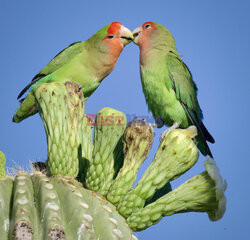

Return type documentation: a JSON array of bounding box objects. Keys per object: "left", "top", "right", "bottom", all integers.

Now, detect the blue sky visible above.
[{"left": 1, "top": 0, "right": 249, "bottom": 239}]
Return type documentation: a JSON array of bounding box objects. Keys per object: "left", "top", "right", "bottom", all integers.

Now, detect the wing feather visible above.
[
  {"left": 166, "top": 51, "right": 214, "bottom": 157},
  {"left": 17, "top": 41, "right": 83, "bottom": 99}
]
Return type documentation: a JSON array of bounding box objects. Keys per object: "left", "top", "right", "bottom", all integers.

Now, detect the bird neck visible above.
[
  {"left": 87, "top": 40, "right": 123, "bottom": 80},
  {"left": 140, "top": 46, "right": 165, "bottom": 66}
]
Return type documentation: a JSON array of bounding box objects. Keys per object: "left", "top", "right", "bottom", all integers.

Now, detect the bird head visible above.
[
  {"left": 101, "top": 22, "right": 133, "bottom": 48},
  {"left": 132, "top": 22, "right": 176, "bottom": 52},
  {"left": 88, "top": 22, "right": 133, "bottom": 58}
]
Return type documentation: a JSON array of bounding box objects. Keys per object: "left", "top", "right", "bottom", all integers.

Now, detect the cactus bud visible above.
[
  {"left": 34, "top": 82, "right": 85, "bottom": 177},
  {"left": 118, "top": 127, "right": 199, "bottom": 217},
  {"left": 85, "top": 108, "right": 127, "bottom": 195},
  {"left": 107, "top": 118, "right": 153, "bottom": 205},
  {"left": 127, "top": 158, "right": 227, "bottom": 231}
]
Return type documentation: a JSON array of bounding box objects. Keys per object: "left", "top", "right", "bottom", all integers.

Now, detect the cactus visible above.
[
  {"left": 0, "top": 151, "right": 6, "bottom": 177},
  {"left": 107, "top": 118, "right": 153, "bottom": 205},
  {"left": 34, "top": 82, "right": 85, "bottom": 177},
  {"left": 0, "top": 173, "right": 134, "bottom": 239},
  {"left": 85, "top": 107, "right": 127, "bottom": 195},
  {"left": 117, "top": 126, "right": 199, "bottom": 217},
  {"left": 0, "top": 82, "right": 226, "bottom": 239},
  {"left": 126, "top": 157, "right": 227, "bottom": 231}
]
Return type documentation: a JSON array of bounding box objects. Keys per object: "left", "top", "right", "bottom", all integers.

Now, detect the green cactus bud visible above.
[
  {"left": 118, "top": 127, "right": 199, "bottom": 217},
  {"left": 127, "top": 158, "right": 227, "bottom": 231},
  {"left": 0, "top": 151, "right": 6, "bottom": 177},
  {"left": 78, "top": 115, "right": 94, "bottom": 183},
  {"left": 34, "top": 82, "right": 85, "bottom": 177},
  {"left": 85, "top": 107, "right": 127, "bottom": 195},
  {"left": 0, "top": 173, "right": 135, "bottom": 239},
  {"left": 107, "top": 118, "right": 153, "bottom": 205}
]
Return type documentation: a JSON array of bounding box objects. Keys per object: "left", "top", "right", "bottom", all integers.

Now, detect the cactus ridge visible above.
[
  {"left": 1, "top": 82, "right": 226, "bottom": 238},
  {"left": 0, "top": 173, "right": 134, "bottom": 239}
]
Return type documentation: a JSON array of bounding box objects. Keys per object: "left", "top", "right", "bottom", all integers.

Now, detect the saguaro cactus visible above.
[{"left": 0, "top": 82, "right": 226, "bottom": 239}]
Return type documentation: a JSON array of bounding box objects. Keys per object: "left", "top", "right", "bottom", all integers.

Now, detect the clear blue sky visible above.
[{"left": 1, "top": 0, "right": 249, "bottom": 239}]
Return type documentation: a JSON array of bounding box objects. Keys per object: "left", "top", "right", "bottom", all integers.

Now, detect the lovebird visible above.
[
  {"left": 133, "top": 22, "right": 215, "bottom": 157},
  {"left": 13, "top": 22, "right": 133, "bottom": 123}
]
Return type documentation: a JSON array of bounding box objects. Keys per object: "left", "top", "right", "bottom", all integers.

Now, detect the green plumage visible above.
[
  {"left": 136, "top": 22, "right": 214, "bottom": 157},
  {"left": 13, "top": 23, "right": 125, "bottom": 123}
]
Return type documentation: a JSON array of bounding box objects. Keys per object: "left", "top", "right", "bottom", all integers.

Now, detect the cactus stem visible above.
[
  {"left": 126, "top": 158, "right": 226, "bottom": 231},
  {"left": 34, "top": 82, "right": 85, "bottom": 177}
]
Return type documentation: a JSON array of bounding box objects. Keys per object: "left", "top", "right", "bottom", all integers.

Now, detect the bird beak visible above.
[
  {"left": 120, "top": 26, "right": 133, "bottom": 46},
  {"left": 132, "top": 27, "right": 142, "bottom": 45}
]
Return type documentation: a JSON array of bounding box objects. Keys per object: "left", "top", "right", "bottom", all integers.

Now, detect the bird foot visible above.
[{"left": 160, "top": 122, "right": 179, "bottom": 142}]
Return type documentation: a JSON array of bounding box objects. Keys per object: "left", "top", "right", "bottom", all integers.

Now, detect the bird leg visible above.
[{"left": 160, "top": 122, "right": 179, "bottom": 141}]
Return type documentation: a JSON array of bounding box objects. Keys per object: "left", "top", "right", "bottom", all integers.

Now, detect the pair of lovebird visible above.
[{"left": 13, "top": 21, "right": 215, "bottom": 158}]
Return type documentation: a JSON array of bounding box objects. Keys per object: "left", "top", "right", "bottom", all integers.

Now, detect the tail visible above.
[
  {"left": 12, "top": 92, "right": 38, "bottom": 123},
  {"left": 181, "top": 103, "right": 215, "bottom": 158}
]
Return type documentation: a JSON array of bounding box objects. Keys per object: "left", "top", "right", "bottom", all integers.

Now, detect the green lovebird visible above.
[
  {"left": 133, "top": 22, "right": 215, "bottom": 157},
  {"left": 13, "top": 22, "right": 133, "bottom": 123}
]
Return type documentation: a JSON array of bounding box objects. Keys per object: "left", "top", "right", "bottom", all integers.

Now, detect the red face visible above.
[
  {"left": 132, "top": 22, "right": 156, "bottom": 47},
  {"left": 102, "top": 22, "right": 133, "bottom": 56}
]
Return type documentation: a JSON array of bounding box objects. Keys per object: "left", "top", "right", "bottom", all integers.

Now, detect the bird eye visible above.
[
  {"left": 107, "top": 35, "right": 114, "bottom": 39},
  {"left": 145, "top": 24, "right": 151, "bottom": 29}
]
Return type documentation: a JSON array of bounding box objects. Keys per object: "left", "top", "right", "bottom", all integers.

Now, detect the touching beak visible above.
[
  {"left": 120, "top": 25, "right": 133, "bottom": 46},
  {"left": 132, "top": 26, "right": 142, "bottom": 45}
]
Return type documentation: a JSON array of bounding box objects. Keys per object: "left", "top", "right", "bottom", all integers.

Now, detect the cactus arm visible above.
[
  {"left": 31, "top": 172, "right": 65, "bottom": 239},
  {"left": 118, "top": 127, "right": 199, "bottom": 217},
  {"left": 85, "top": 108, "right": 127, "bottom": 195},
  {"left": 127, "top": 158, "right": 227, "bottom": 231},
  {"left": 0, "top": 177, "right": 13, "bottom": 239},
  {"left": 34, "top": 82, "right": 85, "bottom": 177},
  {"left": 107, "top": 119, "right": 153, "bottom": 205},
  {"left": 9, "top": 173, "right": 38, "bottom": 240}
]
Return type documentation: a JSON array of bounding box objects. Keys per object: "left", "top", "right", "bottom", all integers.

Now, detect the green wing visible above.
[
  {"left": 166, "top": 51, "right": 201, "bottom": 118},
  {"left": 17, "top": 41, "right": 84, "bottom": 99},
  {"left": 166, "top": 51, "right": 214, "bottom": 157}
]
